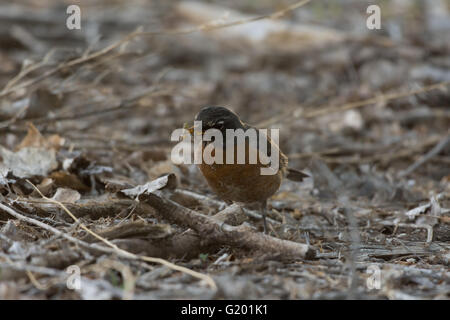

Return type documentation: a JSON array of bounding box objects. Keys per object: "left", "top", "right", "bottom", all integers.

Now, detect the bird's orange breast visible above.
[{"left": 196, "top": 140, "right": 284, "bottom": 204}]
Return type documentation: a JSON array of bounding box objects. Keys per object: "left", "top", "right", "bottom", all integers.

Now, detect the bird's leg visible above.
[
  {"left": 260, "top": 200, "right": 268, "bottom": 234},
  {"left": 218, "top": 200, "right": 234, "bottom": 231}
]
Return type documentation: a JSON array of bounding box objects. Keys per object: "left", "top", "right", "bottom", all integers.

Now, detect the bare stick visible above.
[
  {"left": 257, "top": 81, "right": 450, "bottom": 128},
  {"left": 175, "top": 189, "right": 282, "bottom": 226},
  {"left": 141, "top": 192, "right": 315, "bottom": 259},
  {"left": 16, "top": 198, "right": 146, "bottom": 219},
  {"left": 304, "top": 82, "right": 450, "bottom": 119},
  {"left": 0, "top": 202, "right": 117, "bottom": 253},
  {"left": 0, "top": 0, "right": 311, "bottom": 98},
  {"left": 20, "top": 181, "right": 217, "bottom": 290},
  {"left": 399, "top": 132, "right": 450, "bottom": 177}
]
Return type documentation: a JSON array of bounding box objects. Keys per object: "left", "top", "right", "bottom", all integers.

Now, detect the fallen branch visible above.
[
  {"left": 3, "top": 183, "right": 217, "bottom": 290},
  {"left": 174, "top": 189, "right": 283, "bottom": 226},
  {"left": 112, "top": 232, "right": 220, "bottom": 260},
  {"left": 112, "top": 205, "right": 251, "bottom": 259},
  {"left": 82, "top": 220, "right": 172, "bottom": 243},
  {"left": 140, "top": 192, "right": 315, "bottom": 259}
]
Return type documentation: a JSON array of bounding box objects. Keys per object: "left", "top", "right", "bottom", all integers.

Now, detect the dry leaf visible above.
[
  {"left": 50, "top": 171, "right": 90, "bottom": 192},
  {"left": 121, "top": 173, "right": 177, "bottom": 198},
  {"left": 0, "top": 146, "right": 57, "bottom": 178},
  {"left": 15, "top": 123, "right": 64, "bottom": 151},
  {"left": 33, "top": 178, "right": 54, "bottom": 197},
  {"left": 51, "top": 188, "right": 81, "bottom": 203}
]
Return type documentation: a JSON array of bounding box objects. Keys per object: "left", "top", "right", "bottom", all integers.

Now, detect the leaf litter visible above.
[{"left": 0, "top": 0, "right": 449, "bottom": 300}]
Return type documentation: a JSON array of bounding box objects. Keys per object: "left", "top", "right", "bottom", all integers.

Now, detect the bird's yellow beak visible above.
[{"left": 183, "top": 122, "right": 202, "bottom": 136}]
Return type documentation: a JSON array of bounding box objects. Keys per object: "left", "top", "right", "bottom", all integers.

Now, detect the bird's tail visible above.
[{"left": 286, "top": 168, "right": 309, "bottom": 182}]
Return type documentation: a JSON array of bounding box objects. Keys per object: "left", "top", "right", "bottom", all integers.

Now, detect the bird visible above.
[{"left": 187, "top": 106, "right": 308, "bottom": 233}]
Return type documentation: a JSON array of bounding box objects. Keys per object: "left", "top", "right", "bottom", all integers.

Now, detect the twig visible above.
[
  {"left": 98, "top": 259, "right": 135, "bottom": 300},
  {"left": 258, "top": 81, "right": 450, "bottom": 128},
  {"left": 0, "top": 0, "right": 311, "bottom": 98},
  {"left": 289, "top": 134, "right": 443, "bottom": 166},
  {"left": 140, "top": 191, "right": 315, "bottom": 259},
  {"left": 16, "top": 198, "right": 147, "bottom": 220},
  {"left": 1, "top": 49, "right": 55, "bottom": 93},
  {"left": 175, "top": 189, "right": 283, "bottom": 226},
  {"left": 0, "top": 252, "right": 54, "bottom": 290},
  {"left": 32, "top": 88, "right": 172, "bottom": 124},
  {"left": 0, "top": 260, "right": 130, "bottom": 298},
  {"left": 0, "top": 202, "right": 114, "bottom": 252},
  {"left": 399, "top": 132, "right": 450, "bottom": 177},
  {"left": 303, "top": 81, "right": 450, "bottom": 119},
  {"left": 342, "top": 207, "right": 361, "bottom": 299},
  {"left": 0, "top": 87, "right": 172, "bottom": 130},
  {"left": 2, "top": 184, "right": 217, "bottom": 290}
]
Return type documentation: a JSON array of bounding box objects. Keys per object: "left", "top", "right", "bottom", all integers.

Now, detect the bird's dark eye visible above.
[{"left": 215, "top": 120, "right": 224, "bottom": 128}]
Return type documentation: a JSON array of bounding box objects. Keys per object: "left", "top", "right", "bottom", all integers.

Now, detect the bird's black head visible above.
[{"left": 194, "top": 106, "right": 244, "bottom": 133}]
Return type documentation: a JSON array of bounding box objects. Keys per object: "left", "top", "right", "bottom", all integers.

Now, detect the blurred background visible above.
[{"left": 1, "top": 0, "right": 449, "bottom": 176}]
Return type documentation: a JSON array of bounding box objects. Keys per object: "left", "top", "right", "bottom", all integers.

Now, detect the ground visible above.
[{"left": 0, "top": 0, "right": 449, "bottom": 299}]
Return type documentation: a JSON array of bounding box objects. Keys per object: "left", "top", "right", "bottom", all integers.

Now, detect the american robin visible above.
[{"left": 188, "top": 106, "right": 308, "bottom": 233}]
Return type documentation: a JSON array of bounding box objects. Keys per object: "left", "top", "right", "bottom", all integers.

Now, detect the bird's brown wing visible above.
[
  {"left": 243, "top": 123, "right": 288, "bottom": 171},
  {"left": 245, "top": 123, "right": 308, "bottom": 180}
]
